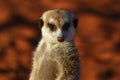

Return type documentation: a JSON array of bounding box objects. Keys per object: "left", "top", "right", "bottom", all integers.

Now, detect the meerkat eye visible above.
[
  {"left": 48, "top": 23, "right": 56, "bottom": 31},
  {"left": 62, "top": 22, "right": 70, "bottom": 31}
]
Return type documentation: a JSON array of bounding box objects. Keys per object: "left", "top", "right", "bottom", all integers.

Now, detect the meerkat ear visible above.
[
  {"left": 38, "top": 18, "right": 44, "bottom": 29},
  {"left": 73, "top": 18, "right": 78, "bottom": 29}
]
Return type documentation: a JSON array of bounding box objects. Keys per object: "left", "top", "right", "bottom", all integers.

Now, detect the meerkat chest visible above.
[{"left": 36, "top": 40, "right": 76, "bottom": 61}]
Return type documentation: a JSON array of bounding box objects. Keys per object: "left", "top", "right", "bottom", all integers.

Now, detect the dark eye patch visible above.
[
  {"left": 62, "top": 22, "right": 70, "bottom": 31},
  {"left": 48, "top": 23, "right": 56, "bottom": 31}
]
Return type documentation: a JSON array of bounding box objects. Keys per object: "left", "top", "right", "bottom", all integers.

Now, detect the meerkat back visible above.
[{"left": 29, "top": 9, "right": 80, "bottom": 80}]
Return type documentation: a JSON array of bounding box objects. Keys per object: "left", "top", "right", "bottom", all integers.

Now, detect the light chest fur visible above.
[{"left": 30, "top": 40, "right": 80, "bottom": 80}]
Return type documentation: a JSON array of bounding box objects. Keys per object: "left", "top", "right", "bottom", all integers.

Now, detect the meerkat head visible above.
[{"left": 39, "top": 9, "right": 78, "bottom": 43}]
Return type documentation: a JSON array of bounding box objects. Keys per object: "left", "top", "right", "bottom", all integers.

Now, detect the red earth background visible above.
[{"left": 0, "top": 0, "right": 120, "bottom": 80}]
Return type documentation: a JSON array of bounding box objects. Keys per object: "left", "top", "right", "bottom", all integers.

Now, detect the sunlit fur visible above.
[{"left": 29, "top": 9, "right": 80, "bottom": 80}]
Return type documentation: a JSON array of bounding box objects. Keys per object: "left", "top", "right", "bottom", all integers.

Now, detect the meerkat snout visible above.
[{"left": 57, "top": 37, "right": 64, "bottom": 42}]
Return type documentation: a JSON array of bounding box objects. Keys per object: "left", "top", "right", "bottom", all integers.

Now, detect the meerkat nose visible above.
[{"left": 57, "top": 37, "right": 64, "bottom": 42}]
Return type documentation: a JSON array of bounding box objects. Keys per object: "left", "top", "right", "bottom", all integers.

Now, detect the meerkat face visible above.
[{"left": 39, "top": 9, "right": 78, "bottom": 43}]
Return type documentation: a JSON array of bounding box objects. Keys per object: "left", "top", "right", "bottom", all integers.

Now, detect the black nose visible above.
[{"left": 57, "top": 37, "right": 64, "bottom": 42}]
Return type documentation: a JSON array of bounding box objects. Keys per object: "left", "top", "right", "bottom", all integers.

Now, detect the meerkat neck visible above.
[
  {"left": 36, "top": 37, "right": 75, "bottom": 53},
  {"left": 36, "top": 38, "right": 55, "bottom": 52}
]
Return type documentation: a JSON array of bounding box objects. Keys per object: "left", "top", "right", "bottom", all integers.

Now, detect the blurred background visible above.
[{"left": 0, "top": 0, "right": 120, "bottom": 80}]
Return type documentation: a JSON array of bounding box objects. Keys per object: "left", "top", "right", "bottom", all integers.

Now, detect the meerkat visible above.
[{"left": 29, "top": 9, "right": 80, "bottom": 80}]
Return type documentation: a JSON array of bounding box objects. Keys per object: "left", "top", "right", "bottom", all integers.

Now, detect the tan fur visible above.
[{"left": 29, "top": 9, "right": 80, "bottom": 80}]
